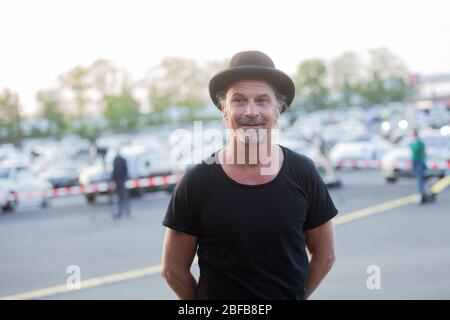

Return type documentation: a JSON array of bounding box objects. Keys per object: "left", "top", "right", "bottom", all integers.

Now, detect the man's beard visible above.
[
  {"left": 236, "top": 127, "right": 268, "bottom": 144},
  {"left": 235, "top": 119, "right": 268, "bottom": 144}
]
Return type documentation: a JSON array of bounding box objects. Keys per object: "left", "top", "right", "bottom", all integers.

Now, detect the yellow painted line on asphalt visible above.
[
  {"left": 0, "top": 257, "right": 198, "bottom": 301},
  {"left": 1, "top": 177, "right": 448, "bottom": 300},
  {"left": 430, "top": 176, "right": 450, "bottom": 194},
  {"left": 334, "top": 175, "right": 450, "bottom": 226},
  {"left": 333, "top": 193, "right": 419, "bottom": 226},
  {"left": 0, "top": 265, "right": 163, "bottom": 300}
]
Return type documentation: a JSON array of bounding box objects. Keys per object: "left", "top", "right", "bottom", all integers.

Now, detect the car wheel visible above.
[
  {"left": 86, "top": 194, "right": 96, "bottom": 204},
  {"left": 40, "top": 197, "right": 50, "bottom": 208},
  {"left": 333, "top": 180, "right": 343, "bottom": 188},
  {"left": 386, "top": 177, "right": 397, "bottom": 184},
  {"left": 130, "top": 187, "right": 143, "bottom": 198},
  {"left": 4, "top": 193, "right": 18, "bottom": 212},
  {"left": 1, "top": 203, "right": 10, "bottom": 214}
]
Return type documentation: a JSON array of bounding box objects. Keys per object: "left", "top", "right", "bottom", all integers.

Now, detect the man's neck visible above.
[
  {"left": 217, "top": 142, "right": 283, "bottom": 183},
  {"left": 220, "top": 140, "right": 280, "bottom": 171}
]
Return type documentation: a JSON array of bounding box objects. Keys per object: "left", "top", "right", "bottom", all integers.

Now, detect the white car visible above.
[
  {"left": 0, "top": 185, "right": 9, "bottom": 210},
  {"left": 381, "top": 131, "right": 449, "bottom": 183},
  {"left": 37, "top": 160, "right": 84, "bottom": 188},
  {"left": 0, "top": 144, "right": 18, "bottom": 161},
  {"left": 0, "top": 164, "right": 53, "bottom": 212},
  {"left": 329, "top": 134, "right": 394, "bottom": 168},
  {"left": 79, "top": 144, "right": 177, "bottom": 203}
]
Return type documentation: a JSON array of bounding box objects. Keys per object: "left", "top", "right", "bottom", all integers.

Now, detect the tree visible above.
[
  {"left": 86, "top": 59, "right": 141, "bottom": 131},
  {"left": 357, "top": 48, "right": 409, "bottom": 106},
  {"left": 88, "top": 59, "right": 124, "bottom": 98},
  {"left": 330, "top": 51, "right": 363, "bottom": 107},
  {"left": 146, "top": 57, "right": 209, "bottom": 114},
  {"left": 103, "top": 92, "right": 140, "bottom": 131},
  {"left": 294, "top": 59, "right": 331, "bottom": 111},
  {"left": 36, "top": 88, "right": 67, "bottom": 136},
  {"left": 367, "top": 47, "right": 408, "bottom": 80},
  {"left": 58, "top": 66, "right": 89, "bottom": 117},
  {"left": 0, "top": 88, "right": 22, "bottom": 144},
  {"left": 204, "top": 59, "right": 230, "bottom": 79}
]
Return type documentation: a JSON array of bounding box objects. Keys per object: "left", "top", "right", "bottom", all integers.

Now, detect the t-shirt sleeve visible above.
[
  {"left": 162, "top": 168, "right": 202, "bottom": 237},
  {"left": 302, "top": 159, "right": 338, "bottom": 230}
]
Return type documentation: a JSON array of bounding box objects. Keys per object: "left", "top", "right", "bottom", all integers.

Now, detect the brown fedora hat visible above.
[{"left": 209, "top": 51, "right": 295, "bottom": 113}]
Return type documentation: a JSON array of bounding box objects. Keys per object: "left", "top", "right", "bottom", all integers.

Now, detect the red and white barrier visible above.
[
  {"left": 336, "top": 159, "right": 382, "bottom": 169},
  {"left": 0, "top": 174, "right": 183, "bottom": 203},
  {"left": 336, "top": 159, "right": 450, "bottom": 170}
]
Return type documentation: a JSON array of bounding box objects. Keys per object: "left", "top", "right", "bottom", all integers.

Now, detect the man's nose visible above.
[{"left": 244, "top": 100, "right": 258, "bottom": 117}]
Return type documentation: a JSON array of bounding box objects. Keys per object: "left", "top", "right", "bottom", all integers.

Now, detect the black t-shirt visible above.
[{"left": 162, "top": 145, "right": 338, "bottom": 300}]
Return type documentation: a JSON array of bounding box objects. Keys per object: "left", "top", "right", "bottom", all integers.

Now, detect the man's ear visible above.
[
  {"left": 222, "top": 104, "right": 228, "bottom": 119},
  {"left": 276, "top": 104, "right": 283, "bottom": 117}
]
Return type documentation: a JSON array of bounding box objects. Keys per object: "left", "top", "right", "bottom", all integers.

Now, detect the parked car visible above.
[
  {"left": 381, "top": 131, "right": 449, "bottom": 183},
  {"left": 37, "top": 161, "right": 83, "bottom": 188},
  {"left": 0, "top": 164, "right": 53, "bottom": 212},
  {"left": 0, "top": 144, "right": 18, "bottom": 161},
  {"left": 329, "top": 134, "right": 394, "bottom": 167},
  {"left": 0, "top": 185, "right": 9, "bottom": 212},
  {"left": 79, "top": 145, "right": 176, "bottom": 203}
]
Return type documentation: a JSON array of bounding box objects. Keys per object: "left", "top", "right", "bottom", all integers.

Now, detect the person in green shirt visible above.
[{"left": 410, "top": 129, "right": 429, "bottom": 203}]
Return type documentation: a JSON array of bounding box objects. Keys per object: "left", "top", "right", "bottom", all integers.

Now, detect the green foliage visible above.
[
  {"left": 36, "top": 89, "right": 67, "bottom": 136},
  {"left": 103, "top": 93, "right": 140, "bottom": 130},
  {"left": 146, "top": 57, "right": 229, "bottom": 117},
  {"left": 0, "top": 88, "right": 22, "bottom": 144},
  {"left": 0, "top": 49, "right": 414, "bottom": 144},
  {"left": 147, "top": 57, "right": 208, "bottom": 113},
  {"left": 294, "top": 59, "right": 331, "bottom": 111},
  {"left": 294, "top": 48, "right": 411, "bottom": 111},
  {"left": 355, "top": 48, "right": 409, "bottom": 107},
  {"left": 58, "top": 66, "right": 89, "bottom": 117}
]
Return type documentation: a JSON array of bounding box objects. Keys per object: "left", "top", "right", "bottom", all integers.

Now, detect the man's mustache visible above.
[{"left": 237, "top": 119, "right": 266, "bottom": 126}]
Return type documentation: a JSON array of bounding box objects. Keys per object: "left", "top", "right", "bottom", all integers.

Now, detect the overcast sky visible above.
[{"left": 1, "top": 0, "right": 449, "bottom": 116}]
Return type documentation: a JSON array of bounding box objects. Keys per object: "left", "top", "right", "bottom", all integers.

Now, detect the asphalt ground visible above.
[{"left": 0, "top": 169, "right": 449, "bottom": 300}]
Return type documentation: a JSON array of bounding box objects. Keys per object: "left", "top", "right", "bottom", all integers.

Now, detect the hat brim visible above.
[{"left": 209, "top": 66, "right": 295, "bottom": 113}]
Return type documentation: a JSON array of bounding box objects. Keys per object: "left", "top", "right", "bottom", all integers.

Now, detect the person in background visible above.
[
  {"left": 410, "top": 129, "right": 431, "bottom": 204},
  {"left": 112, "top": 148, "right": 131, "bottom": 218}
]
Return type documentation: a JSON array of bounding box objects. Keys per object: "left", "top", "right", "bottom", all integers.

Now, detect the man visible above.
[
  {"left": 112, "top": 148, "right": 130, "bottom": 219},
  {"left": 162, "top": 51, "right": 338, "bottom": 299},
  {"left": 410, "top": 129, "right": 431, "bottom": 204}
]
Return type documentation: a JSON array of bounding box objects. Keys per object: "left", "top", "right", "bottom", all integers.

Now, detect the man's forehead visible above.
[{"left": 226, "top": 80, "right": 275, "bottom": 96}]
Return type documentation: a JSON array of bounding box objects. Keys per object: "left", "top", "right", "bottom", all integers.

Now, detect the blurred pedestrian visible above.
[
  {"left": 410, "top": 129, "right": 432, "bottom": 204},
  {"left": 161, "top": 51, "right": 337, "bottom": 300},
  {"left": 112, "top": 148, "right": 130, "bottom": 219}
]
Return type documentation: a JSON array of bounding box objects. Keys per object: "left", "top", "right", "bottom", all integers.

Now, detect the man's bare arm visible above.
[
  {"left": 305, "top": 220, "right": 336, "bottom": 299},
  {"left": 161, "top": 228, "right": 198, "bottom": 299}
]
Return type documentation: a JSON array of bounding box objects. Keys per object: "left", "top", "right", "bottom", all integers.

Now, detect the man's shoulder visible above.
[
  {"left": 281, "top": 145, "right": 320, "bottom": 188},
  {"left": 179, "top": 153, "right": 218, "bottom": 186},
  {"left": 282, "top": 145, "right": 316, "bottom": 170}
]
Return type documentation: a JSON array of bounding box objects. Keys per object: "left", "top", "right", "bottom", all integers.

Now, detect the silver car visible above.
[
  {"left": 381, "top": 131, "right": 449, "bottom": 183},
  {"left": 0, "top": 164, "right": 53, "bottom": 212}
]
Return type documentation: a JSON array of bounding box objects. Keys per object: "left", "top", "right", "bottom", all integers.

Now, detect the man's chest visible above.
[{"left": 199, "top": 184, "right": 309, "bottom": 239}]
